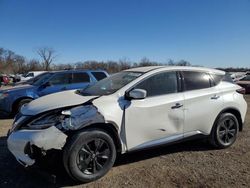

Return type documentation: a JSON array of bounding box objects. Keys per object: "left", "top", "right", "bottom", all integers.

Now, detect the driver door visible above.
[{"left": 125, "top": 71, "right": 185, "bottom": 151}]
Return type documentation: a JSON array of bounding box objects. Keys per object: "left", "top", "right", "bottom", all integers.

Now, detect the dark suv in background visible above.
[{"left": 0, "top": 70, "right": 108, "bottom": 116}]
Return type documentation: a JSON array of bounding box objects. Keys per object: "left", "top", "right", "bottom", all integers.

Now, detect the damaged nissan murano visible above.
[{"left": 7, "top": 66, "right": 247, "bottom": 182}]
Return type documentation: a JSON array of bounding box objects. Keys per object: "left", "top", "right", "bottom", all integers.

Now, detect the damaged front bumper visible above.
[{"left": 7, "top": 126, "right": 67, "bottom": 167}]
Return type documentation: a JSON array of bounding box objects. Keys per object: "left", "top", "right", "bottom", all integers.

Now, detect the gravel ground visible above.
[{"left": 0, "top": 95, "right": 249, "bottom": 188}]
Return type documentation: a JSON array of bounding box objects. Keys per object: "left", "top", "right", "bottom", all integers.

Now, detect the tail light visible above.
[{"left": 236, "top": 88, "right": 246, "bottom": 94}]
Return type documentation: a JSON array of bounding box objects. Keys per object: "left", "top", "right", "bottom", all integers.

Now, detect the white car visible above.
[
  {"left": 7, "top": 66, "right": 247, "bottom": 182},
  {"left": 20, "top": 71, "right": 47, "bottom": 81}
]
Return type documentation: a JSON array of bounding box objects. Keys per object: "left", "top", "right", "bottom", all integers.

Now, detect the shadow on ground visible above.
[
  {"left": 0, "top": 135, "right": 215, "bottom": 188},
  {"left": 0, "top": 114, "right": 13, "bottom": 120}
]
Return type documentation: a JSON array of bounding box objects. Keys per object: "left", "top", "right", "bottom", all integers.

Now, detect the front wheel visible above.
[
  {"left": 63, "top": 129, "right": 116, "bottom": 183},
  {"left": 210, "top": 113, "right": 239, "bottom": 149},
  {"left": 17, "top": 98, "right": 33, "bottom": 113}
]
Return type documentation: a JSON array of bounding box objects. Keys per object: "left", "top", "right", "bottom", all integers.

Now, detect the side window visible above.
[
  {"left": 183, "top": 71, "right": 211, "bottom": 91},
  {"left": 26, "top": 73, "right": 34, "bottom": 77},
  {"left": 210, "top": 74, "right": 224, "bottom": 85},
  {"left": 91, "top": 72, "right": 107, "bottom": 81},
  {"left": 222, "top": 73, "right": 234, "bottom": 83},
  {"left": 134, "top": 72, "right": 178, "bottom": 97},
  {"left": 49, "top": 73, "right": 71, "bottom": 85},
  {"left": 72, "top": 73, "right": 90, "bottom": 83}
]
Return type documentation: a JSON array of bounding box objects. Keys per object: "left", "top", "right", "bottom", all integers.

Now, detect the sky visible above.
[{"left": 0, "top": 0, "right": 250, "bottom": 68}]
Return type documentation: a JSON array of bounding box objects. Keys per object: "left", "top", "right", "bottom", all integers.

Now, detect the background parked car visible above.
[
  {"left": 15, "top": 72, "right": 50, "bottom": 86},
  {"left": 236, "top": 74, "right": 250, "bottom": 94},
  {"left": 230, "top": 72, "right": 246, "bottom": 82},
  {"left": 20, "top": 71, "right": 47, "bottom": 81},
  {"left": 0, "top": 70, "right": 109, "bottom": 116},
  {"left": 0, "top": 75, "right": 10, "bottom": 86}
]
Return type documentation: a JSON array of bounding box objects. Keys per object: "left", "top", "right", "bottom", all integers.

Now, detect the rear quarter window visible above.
[
  {"left": 91, "top": 72, "right": 107, "bottom": 81},
  {"left": 222, "top": 73, "right": 234, "bottom": 83},
  {"left": 183, "top": 71, "right": 211, "bottom": 91},
  {"left": 210, "top": 74, "right": 224, "bottom": 85}
]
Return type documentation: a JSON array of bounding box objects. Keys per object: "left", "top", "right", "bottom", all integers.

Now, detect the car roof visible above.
[
  {"left": 124, "top": 66, "right": 225, "bottom": 75},
  {"left": 27, "top": 71, "right": 47, "bottom": 73},
  {"left": 50, "top": 70, "right": 107, "bottom": 74}
]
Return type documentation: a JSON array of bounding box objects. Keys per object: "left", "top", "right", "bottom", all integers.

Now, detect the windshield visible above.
[
  {"left": 80, "top": 71, "right": 143, "bottom": 96},
  {"left": 32, "top": 73, "right": 54, "bottom": 86},
  {"left": 24, "top": 72, "right": 33, "bottom": 77}
]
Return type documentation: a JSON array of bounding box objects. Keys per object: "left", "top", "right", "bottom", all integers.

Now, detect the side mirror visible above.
[{"left": 127, "top": 89, "right": 147, "bottom": 100}]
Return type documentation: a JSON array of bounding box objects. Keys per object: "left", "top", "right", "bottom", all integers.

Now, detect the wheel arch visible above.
[
  {"left": 213, "top": 107, "right": 243, "bottom": 132},
  {"left": 71, "top": 123, "right": 123, "bottom": 153},
  {"left": 12, "top": 97, "right": 34, "bottom": 112}
]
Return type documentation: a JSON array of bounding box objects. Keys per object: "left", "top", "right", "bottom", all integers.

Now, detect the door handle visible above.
[
  {"left": 211, "top": 95, "right": 220, "bottom": 100},
  {"left": 171, "top": 103, "right": 183, "bottom": 109}
]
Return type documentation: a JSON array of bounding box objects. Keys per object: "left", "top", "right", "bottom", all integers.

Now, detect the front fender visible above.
[
  {"left": 26, "top": 88, "right": 39, "bottom": 99},
  {"left": 61, "top": 105, "right": 105, "bottom": 130}
]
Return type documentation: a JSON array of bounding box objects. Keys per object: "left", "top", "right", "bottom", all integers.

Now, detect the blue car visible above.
[{"left": 0, "top": 70, "right": 108, "bottom": 116}]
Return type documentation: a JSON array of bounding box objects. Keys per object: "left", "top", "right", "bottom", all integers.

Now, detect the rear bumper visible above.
[
  {"left": 243, "top": 85, "right": 250, "bottom": 94},
  {"left": 7, "top": 126, "right": 67, "bottom": 167},
  {"left": 238, "top": 84, "right": 250, "bottom": 94}
]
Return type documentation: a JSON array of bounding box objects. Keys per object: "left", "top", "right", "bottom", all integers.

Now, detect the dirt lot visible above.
[{"left": 0, "top": 96, "right": 249, "bottom": 188}]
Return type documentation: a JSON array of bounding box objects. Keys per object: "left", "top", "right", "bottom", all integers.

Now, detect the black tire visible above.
[
  {"left": 17, "top": 99, "right": 32, "bottom": 112},
  {"left": 63, "top": 129, "right": 116, "bottom": 183},
  {"left": 210, "top": 113, "right": 239, "bottom": 149}
]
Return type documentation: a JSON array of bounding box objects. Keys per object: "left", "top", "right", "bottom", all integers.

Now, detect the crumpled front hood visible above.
[{"left": 21, "top": 90, "right": 98, "bottom": 116}]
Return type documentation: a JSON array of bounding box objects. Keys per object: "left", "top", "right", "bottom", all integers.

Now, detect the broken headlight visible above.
[
  {"left": 25, "top": 113, "right": 64, "bottom": 130},
  {"left": 23, "top": 105, "right": 102, "bottom": 130}
]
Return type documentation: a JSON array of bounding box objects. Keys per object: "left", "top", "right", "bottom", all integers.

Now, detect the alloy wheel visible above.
[
  {"left": 217, "top": 117, "right": 237, "bottom": 146},
  {"left": 76, "top": 138, "right": 111, "bottom": 175}
]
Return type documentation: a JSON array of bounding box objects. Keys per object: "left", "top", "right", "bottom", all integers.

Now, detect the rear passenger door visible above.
[
  {"left": 67, "top": 72, "right": 91, "bottom": 90},
  {"left": 182, "top": 71, "right": 223, "bottom": 136}
]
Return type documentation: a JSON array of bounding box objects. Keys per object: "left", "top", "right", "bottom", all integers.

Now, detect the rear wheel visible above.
[
  {"left": 210, "top": 113, "right": 239, "bottom": 149},
  {"left": 63, "top": 129, "right": 116, "bottom": 183}
]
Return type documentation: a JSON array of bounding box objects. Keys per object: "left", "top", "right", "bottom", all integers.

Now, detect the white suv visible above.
[{"left": 7, "top": 66, "right": 247, "bottom": 182}]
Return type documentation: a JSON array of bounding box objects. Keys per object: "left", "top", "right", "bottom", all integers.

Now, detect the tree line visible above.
[
  {"left": 0, "top": 47, "right": 249, "bottom": 74},
  {"left": 0, "top": 47, "right": 192, "bottom": 74},
  {"left": 0, "top": 47, "right": 55, "bottom": 74}
]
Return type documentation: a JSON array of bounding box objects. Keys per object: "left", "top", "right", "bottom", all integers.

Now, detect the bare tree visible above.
[
  {"left": 37, "top": 47, "right": 56, "bottom": 70},
  {"left": 139, "top": 57, "right": 159, "bottom": 67},
  {"left": 119, "top": 57, "right": 131, "bottom": 71},
  {"left": 176, "top": 60, "right": 191, "bottom": 66},
  {"left": 12, "top": 55, "right": 26, "bottom": 74},
  {"left": 28, "top": 59, "right": 42, "bottom": 72}
]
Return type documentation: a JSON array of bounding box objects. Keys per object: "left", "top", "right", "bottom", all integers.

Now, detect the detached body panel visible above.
[{"left": 7, "top": 126, "right": 67, "bottom": 166}]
